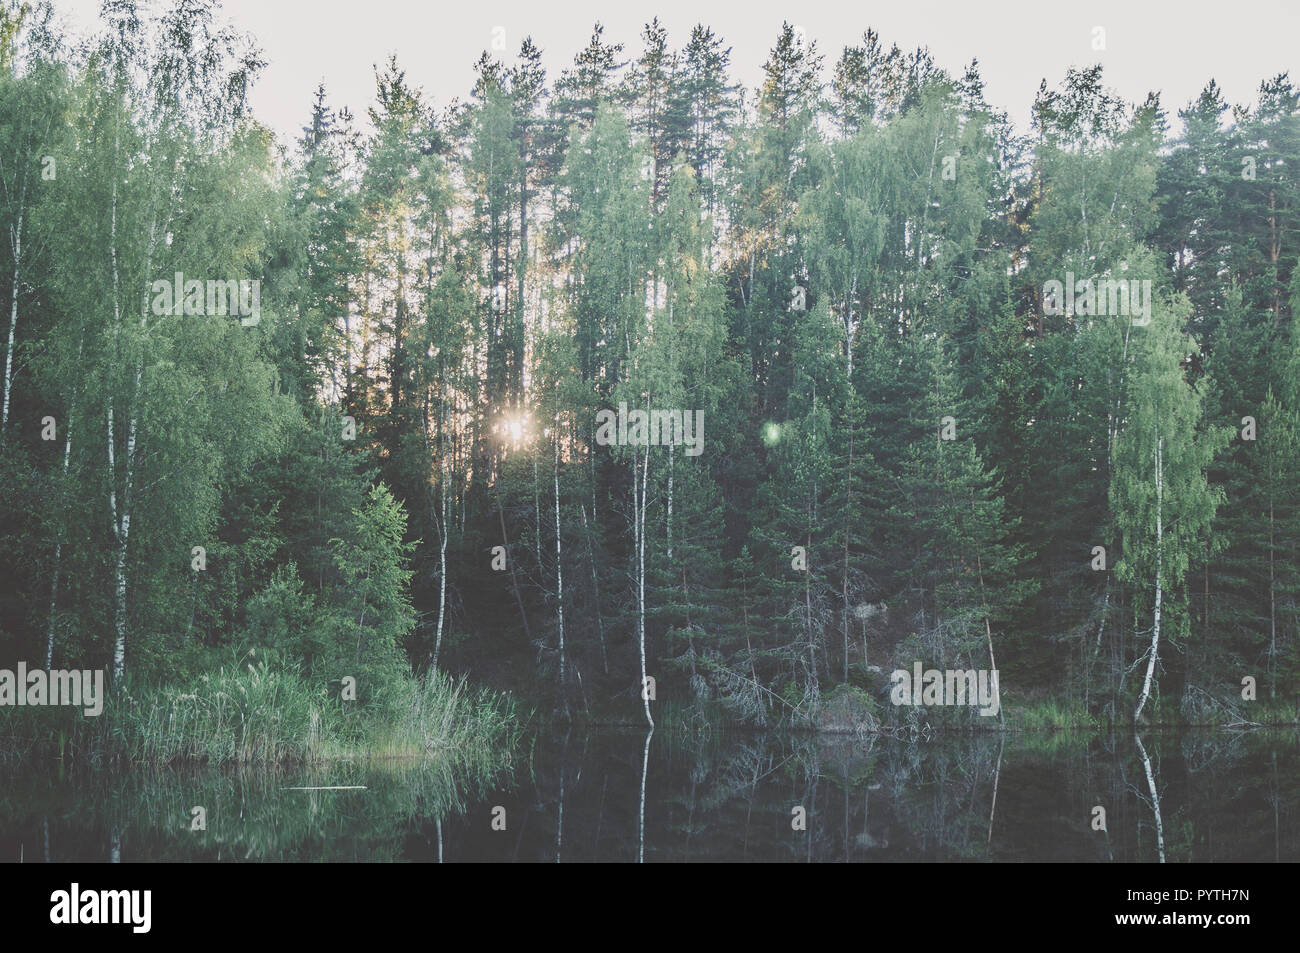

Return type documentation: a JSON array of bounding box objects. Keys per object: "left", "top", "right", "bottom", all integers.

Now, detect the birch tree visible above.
[
  {"left": 0, "top": 1, "right": 63, "bottom": 436},
  {"left": 1114, "top": 287, "right": 1226, "bottom": 721},
  {"left": 51, "top": 0, "right": 266, "bottom": 679}
]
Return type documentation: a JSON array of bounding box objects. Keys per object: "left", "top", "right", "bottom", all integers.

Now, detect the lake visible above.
[{"left": 1, "top": 727, "right": 1296, "bottom": 862}]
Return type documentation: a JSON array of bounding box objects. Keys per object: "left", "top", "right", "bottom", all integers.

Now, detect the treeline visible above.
[{"left": 1, "top": 1, "right": 1298, "bottom": 731}]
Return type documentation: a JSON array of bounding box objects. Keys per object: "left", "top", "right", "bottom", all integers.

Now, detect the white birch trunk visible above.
[
  {"left": 1134, "top": 434, "right": 1163, "bottom": 721},
  {"left": 46, "top": 416, "right": 73, "bottom": 668},
  {"left": 2, "top": 210, "right": 22, "bottom": 433},
  {"left": 106, "top": 124, "right": 127, "bottom": 681},
  {"left": 554, "top": 415, "right": 566, "bottom": 712},
  {"left": 638, "top": 725, "right": 652, "bottom": 863},
  {"left": 1134, "top": 731, "right": 1166, "bottom": 863},
  {"left": 432, "top": 417, "right": 448, "bottom": 669},
  {"left": 108, "top": 116, "right": 170, "bottom": 681},
  {"left": 666, "top": 440, "right": 673, "bottom": 562},
  {"left": 637, "top": 441, "right": 653, "bottom": 729}
]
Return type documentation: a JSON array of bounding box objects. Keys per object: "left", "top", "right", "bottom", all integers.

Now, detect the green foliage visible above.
[
  {"left": 1, "top": 9, "right": 1297, "bottom": 745},
  {"left": 0, "top": 662, "right": 519, "bottom": 765}
]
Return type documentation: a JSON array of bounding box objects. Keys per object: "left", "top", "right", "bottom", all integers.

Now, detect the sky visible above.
[{"left": 50, "top": 0, "right": 1300, "bottom": 146}]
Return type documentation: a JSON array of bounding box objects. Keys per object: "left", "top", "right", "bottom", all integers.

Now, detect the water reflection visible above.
[
  {"left": 1133, "top": 731, "right": 1165, "bottom": 863},
  {"left": 1, "top": 728, "right": 1295, "bottom": 862}
]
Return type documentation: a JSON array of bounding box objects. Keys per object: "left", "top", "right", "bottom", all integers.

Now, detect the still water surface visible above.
[{"left": 2, "top": 727, "right": 1295, "bottom": 862}]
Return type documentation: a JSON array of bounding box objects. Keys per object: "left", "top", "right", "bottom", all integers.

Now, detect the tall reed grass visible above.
[{"left": 0, "top": 662, "right": 521, "bottom": 767}]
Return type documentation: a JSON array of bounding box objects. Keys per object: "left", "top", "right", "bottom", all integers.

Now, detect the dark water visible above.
[{"left": 1, "top": 727, "right": 1296, "bottom": 862}]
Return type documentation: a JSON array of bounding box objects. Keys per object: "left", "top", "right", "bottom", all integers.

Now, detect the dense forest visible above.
[{"left": 1, "top": 0, "right": 1298, "bottom": 750}]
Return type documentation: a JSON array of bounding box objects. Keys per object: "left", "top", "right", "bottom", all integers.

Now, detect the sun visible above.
[{"left": 496, "top": 413, "right": 529, "bottom": 444}]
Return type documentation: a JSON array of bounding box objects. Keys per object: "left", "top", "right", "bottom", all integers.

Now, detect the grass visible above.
[
  {"left": 1211, "top": 697, "right": 1300, "bottom": 728},
  {"left": 0, "top": 662, "right": 522, "bottom": 768},
  {"left": 1006, "top": 699, "right": 1100, "bottom": 731}
]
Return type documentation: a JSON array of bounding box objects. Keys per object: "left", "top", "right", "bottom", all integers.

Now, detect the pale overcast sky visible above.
[{"left": 50, "top": 0, "right": 1300, "bottom": 144}]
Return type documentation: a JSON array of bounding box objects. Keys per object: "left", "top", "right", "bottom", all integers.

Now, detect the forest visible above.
[{"left": 1, "top": 0, "right": 1298, "bottom": 761}]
